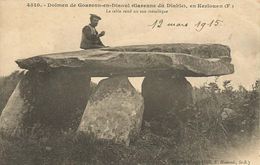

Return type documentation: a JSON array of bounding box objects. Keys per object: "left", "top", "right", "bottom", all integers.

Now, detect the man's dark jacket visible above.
[{"left": 80, "top": 25, "right": 104, "bottom": 49}]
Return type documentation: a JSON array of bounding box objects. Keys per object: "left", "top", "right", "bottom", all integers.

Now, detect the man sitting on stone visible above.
[{"left": 80, "top": 14, "right": 106, "bottom": 49}]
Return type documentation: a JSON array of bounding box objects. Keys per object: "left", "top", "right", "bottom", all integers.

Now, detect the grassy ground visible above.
[{"left": 0, "top": 72, "right": 259, "bottom": 165}]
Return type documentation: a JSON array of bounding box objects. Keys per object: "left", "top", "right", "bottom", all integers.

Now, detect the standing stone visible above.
[
  {"left": 0, "top": 81, "right": 30, "bottom": 135},
  {"left": 0, "top": 68, "right": 91, "bottom": 135},
  {"left": 78, "top": 76, "right": 144, "bottom": 146},
  {"left": 141, "top": 76, "right": 193, "bottom": 121}
]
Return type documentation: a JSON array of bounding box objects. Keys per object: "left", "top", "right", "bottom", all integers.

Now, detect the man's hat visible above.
[{"left": 90, "top": 14, "right": 101, "bottom": 20}]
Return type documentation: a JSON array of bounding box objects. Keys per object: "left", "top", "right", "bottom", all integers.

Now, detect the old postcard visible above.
[{"left": 0, "top": 0, "right": 259, "bottom": 164}]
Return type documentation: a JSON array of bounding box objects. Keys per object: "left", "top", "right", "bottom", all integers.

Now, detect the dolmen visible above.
[{"left": 0, "top": 43, "right": 234, "bottom": 145}]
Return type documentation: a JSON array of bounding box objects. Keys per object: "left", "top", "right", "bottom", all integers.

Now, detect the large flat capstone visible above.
[
  {"left": 78, "top": 76, "right": 144, "bottom": 145},
  {"left": 16, "top": 43, "right": 234, "bottom": 77}
]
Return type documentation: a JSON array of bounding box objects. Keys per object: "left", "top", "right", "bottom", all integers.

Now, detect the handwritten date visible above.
[
  {"left": 194, "top": 19, "right": 223, "bottom": 32},
  {"left": 149, "top": 19, "right": 223, "bottom": 32}
]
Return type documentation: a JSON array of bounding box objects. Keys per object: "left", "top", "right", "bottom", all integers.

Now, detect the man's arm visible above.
[
  {"left": 97, "top": 37, "right": 105, "bottom": 47},
  {"left": 98, "top": 31, "right": 105, "bottom": 37}
]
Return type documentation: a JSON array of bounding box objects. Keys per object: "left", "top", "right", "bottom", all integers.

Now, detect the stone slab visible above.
[
  {"left": 103, "top": 43, "right": 231, "bottom": 59},
  {"left": 16, "top": 44, "right": 234, "bottom": 77}
]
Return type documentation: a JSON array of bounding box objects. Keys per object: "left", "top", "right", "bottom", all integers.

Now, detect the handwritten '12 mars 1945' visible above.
[{"left": 149, "top": 19, "right": 224, "bottom": 32}]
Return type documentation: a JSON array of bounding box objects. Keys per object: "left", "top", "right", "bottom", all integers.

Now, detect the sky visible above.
[{"left": 0, "top": 0, "right": 259, "bottom": 90}]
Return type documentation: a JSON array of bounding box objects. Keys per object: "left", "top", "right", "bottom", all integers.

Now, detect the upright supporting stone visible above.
[
  {"left": 0, "top": 69, "right": 91, "bottom": 135},
  {"left": 78, "top": 76, "right": 144, "bottom": 146},
  {"left": 142, "top": 76, "right": 193, "bottom": 121},
  {"left": 0, "top": 81, "right": 30, "bottom": 135}
]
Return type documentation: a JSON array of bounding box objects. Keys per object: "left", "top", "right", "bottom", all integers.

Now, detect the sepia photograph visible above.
[{"left": 0, "top": 0, "right": 259, "bottom": 164}]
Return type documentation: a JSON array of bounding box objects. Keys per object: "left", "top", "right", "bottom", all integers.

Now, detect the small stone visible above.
[
  {"left": 221, "top": 108, "right": 236, "bottom": 120},
  {"left": 45, "top": 146, "right": 52, "bottom": 151}
]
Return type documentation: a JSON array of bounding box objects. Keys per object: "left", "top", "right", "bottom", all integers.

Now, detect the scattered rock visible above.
[
  {"left": 221, "top": 108, "right": 236, "bottom": 121},
  {"left": 45, "top": 146, "right": 52, "bottom": 151}
]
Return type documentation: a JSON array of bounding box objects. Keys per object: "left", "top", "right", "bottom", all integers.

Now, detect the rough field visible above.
[{"left": 0, "top": 71, "right": 259, "bottom": 165}]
